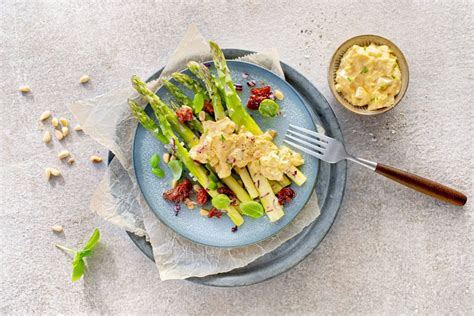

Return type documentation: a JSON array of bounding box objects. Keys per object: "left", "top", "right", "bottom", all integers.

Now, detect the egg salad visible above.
[
  {"left": 335, "top": 43, "right": 402, "bottom": 110},
  {"left": 189, "top": 117, "right": 304, "bottom": 181}
]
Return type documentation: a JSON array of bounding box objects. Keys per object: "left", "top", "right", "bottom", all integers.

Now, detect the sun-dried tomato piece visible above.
[
  {"left": 196, "top": 188, "right": 209, "bottom": 205},
  {"left": 251, "top": 85, "right": 271, "bottom": 97},
  {"left": 208, "top": 207, "right": 223, "bottom": 219},
  {"left": 276, "top": 187, "right": 296, "bottom": 205},
  {"left": 203, "top": 100, "right": 214, "bottom": 115},
  {"left": 176, "top": 106, "right": 193, "bottom": 123},
  {"left": 247, "top": 86, "right": 272, "bottom": 110},
  {"left": 163, "top": 178, "right": 193, "bottom": 203}
]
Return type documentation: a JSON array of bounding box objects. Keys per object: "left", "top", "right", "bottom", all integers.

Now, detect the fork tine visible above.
[
  {"left": 285, "top": 134, "right": 326, "bottom": 154},
  {"left": 287, "top": 130, "right": 327, "bottom": 148},
  {"left": 284, "top": 140, "right": 324, "bottom": 159},
  {"left": 288, "top": 124, "right": 332, "bottom": 142}
]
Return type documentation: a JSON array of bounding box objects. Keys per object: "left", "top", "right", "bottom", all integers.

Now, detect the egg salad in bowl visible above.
[
  {"left": 329, "top": 35, "right": 409, "bottom": 115},
  {"left": 335, "top": 44, "right": 402, "bottom": 111}
]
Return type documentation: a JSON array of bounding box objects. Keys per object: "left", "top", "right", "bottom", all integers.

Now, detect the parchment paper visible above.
[{"left": 69, "top": 26, "right": 320, "bottom": 280}]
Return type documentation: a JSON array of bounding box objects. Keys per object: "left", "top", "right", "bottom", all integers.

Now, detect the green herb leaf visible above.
[
  {"left": 211, "top": 194, "right": 231, "bottom": 209},
  {"left": 347, "top": 77, "right": 352, "bottom": 82},
  {"left": 149, "top": 154, "right": 160, "bottom": 168},
  {"left": 56, "top": 228, "right": 101, "bottom": 283},
  {"left": 193, "top": 93, "right": 204, "bottom": 113},
  {"left": 82, "top": 228, "right": 100, "bottom": 252},
  {"left": 361, "top": 66, "right": 368, "bottom": 74},
  {"left": 207, "top": 181, "right": 217, "bottom": 190},
  {"left": 209, "top": 173, "right": 218, "bottom": 183},
  {"left": 151, "top": 167, "right": 165, "bottom": 178},
  {"left": 239, "top": 201, "right": 264, "bottom": 218},
  {"left": 71, "top": 258, "right": 85, "bottom": 282},
  {"left": 168, "top": 160, "right": 183, "bottom": 181},
  {"left": 220, "top": 135, "right": 225, "bottom": 142},
  {"left": 259, "top": 99, "right": 279, "bottom": 118}
]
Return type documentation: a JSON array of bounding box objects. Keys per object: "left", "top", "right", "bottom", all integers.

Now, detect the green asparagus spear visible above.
[
  {"left": 163, "top": 79, "right": 194, "bottom": 108},
  {"left": 187, "top": 61, "right": 226, "bottom": 120},
  {"left": 129, "top": 99, "right": 244, "bottom": 226},
  {"left": 171, "top": 72, "right": 208, "bottom": 97},
  {"left": 131, "top": 75, "right": 199, "bottom": 147},
  {"left": 209, "top": 42, "right": 307, "bottom": 186}
]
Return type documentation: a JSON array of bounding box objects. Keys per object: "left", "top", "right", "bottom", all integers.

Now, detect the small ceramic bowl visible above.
[{"left": 328, "top": 34, "right": 409, "bottom": 115}]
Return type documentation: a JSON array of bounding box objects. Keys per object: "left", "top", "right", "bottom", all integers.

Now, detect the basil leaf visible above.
[
  {"left": 151, "top": 167, "right": 165, "bottom": 178},
  {"left": 259, "top": 99, "right": 279, "bottom": 118},
  {"left": 240, "top": 201, "right": 264, "bottom": 219},
  {"left": 149, "top": 154, "right": 160, "bottom": 168},
  {"left": 168, "top": 160, "right": 183, "bottom": 181},
  {"left": 71, "top": 258, "right": 85, "bottom": 282},
  {"left": 211, "top": 194, "right": 230, "bottom": 209},
  {"left": 82, "top": 228, "right": 100, "bottom": 252},
  {"left": 193, "top": 93, "right": 204, "bottom": 113}
]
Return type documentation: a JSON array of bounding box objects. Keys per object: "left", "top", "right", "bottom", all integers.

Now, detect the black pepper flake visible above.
[
  {"left": 174, "top": 203, "right": 181, "bottom": 216},
  {"left": 231, "top": 225, "right": 238, "bottom": 232}
]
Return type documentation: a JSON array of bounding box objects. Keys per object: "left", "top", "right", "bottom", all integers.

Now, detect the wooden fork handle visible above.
[{"left": 375, "top": 163, "right": 467, "bottom": 206}]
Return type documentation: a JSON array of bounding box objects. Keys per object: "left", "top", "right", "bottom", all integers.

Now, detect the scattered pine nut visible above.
[
  {"left": 55, "top": 129, "right": 64, "bottom": 140},
  {"left": 90, "top": 155, "right": 103, "bottom": 163},
  {"left": 163, "top": 153, "right": 170, "bottom": 164},
  {"left": 52, "top": 117, "right": 59, "bottom": 128},
  {"left": 57, "top": 150, "right": 70, "bottom": 159},
  {"left": 67, "top": 158, "right": 75, "bottom": 165},
  {"left": 268, "top": 129, "right": 277, "bottom": 138},
  {"left": 169, "top": 155, "right": 176, "bottom": 161},
  {"left": 44, "top": 168, "right": 52, "bottom": 181},
  {"left": 42, "top": 131, "right": 52, "bottom": 143},
  {"left": 61, "top": 126, "right": 69, "bottom": 137},
  {"left": 200, "top": 208, "right": 209, "bottom": 217},
  {"left": 172, "top": 179, "right": 178, "bottom": 188},
  {"left": 39, "top": 111, "right": 51, "bottom": 121},
  {"left": 198, "top": 111, "right": 206, "bottom": 122},
  {"left": 74, "top": 124, "right": 82, "bottom": 131},
  {"left": 50, "top": 168, "right": 61, "bottom": 177},
  {"left": 51, "top": 225, "right": 64, "bottom": 233},
  {"left": 79, "top": 75, "right": 90, "bottom": 84},
  {"left": 184, "top": 198, "right": 195, "bottom": 210},
  {"left": 193, "top": 184, "right": 202, "bottom": 192},
  {"left": 59, "top": 117, "right": 69, "bottom": 127},
  {"left": 18, "top": 85, "right": 31, "bottom": 93},
  {"left": 274, "top": 89, "right": 284, "bottom": 100}
]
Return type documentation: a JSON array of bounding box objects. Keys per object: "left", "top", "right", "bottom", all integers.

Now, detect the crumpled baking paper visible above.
[{"left": 69, "top": 25, "right": 320, "bottom": 280}]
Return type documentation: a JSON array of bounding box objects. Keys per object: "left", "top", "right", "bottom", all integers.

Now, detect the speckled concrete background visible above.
[{"left": 1, "top": 0, "right": 473, "bottom": 314}]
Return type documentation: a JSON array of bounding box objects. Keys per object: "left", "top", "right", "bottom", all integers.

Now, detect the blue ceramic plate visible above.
[{"left": 133, "top": 60, "right": 319, "bottom": 248}]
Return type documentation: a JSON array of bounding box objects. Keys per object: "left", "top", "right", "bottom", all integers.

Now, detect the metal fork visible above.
[{"left": 284, "top": 124, "right": 467, "bottom": 206}]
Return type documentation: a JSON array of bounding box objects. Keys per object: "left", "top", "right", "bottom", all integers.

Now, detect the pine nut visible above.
[
  {"left": 59, "top": 117, "right": 69, "bottom": 127},
  {"left": 55, "top": 129, "right": 64, "bottom": 140},
  {"left": 50, "top": 168, "right": 61, "bottom": 177},
  {"left": 172, "top": 179, "right": 178, "bottom": 188},
  {"left": 163, "top": 153, "right": 170, "bottom": 163},
  {"left": 79, "top": 75, "right": 90, "bottom": 84},
  {"left": 39, "top": 111, "right": 51, "bottom": 121},
  {"left": 61, "top": 126, "right": 69, "bottom": 137},
  {"left": 19, "top": 85, "right": 31, "bottom": 93},
  {"left": 169, "top": 155, "right": 176, "bottom": 161},
  {"left": 184, "top": 198, "right": 195, "bottom": 210},
  {"left": 200, "top": 208, "right": 209, "bottom": 217},
  {"left": 67, "top": 158, "right": 75, "bottom": 165},
  {"left": 193, "top": 184, "right": 202, "bottom": 192},
  {"left": 90, "top": 155, "right": 103, "bottom": 163},
  {"left": 58, "top": 150, "right": 70, "bottom": 159},
  {"left": 42, "top": 131, "right": 52, "bottom": 143},
  {"left": 52, "top": 117, "right": 59, "bottom": 128},
  {"left": 198, "top": 111, "right": 206, "bottom": 121},
  {"left": 51, "top": 225, "right": 64, "bottom": 233},
  {"left": 44, "top": 168, "right": 52, "bottom": 181},
  {"left": 74, "top": 124, "right": 82, "bottom": 131},
  {"left": 274, "top": 89, "right": 284, "bottom": 100}
]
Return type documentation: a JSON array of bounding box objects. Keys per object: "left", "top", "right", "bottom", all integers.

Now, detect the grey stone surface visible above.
[{"left": 1, "top": 0, "right": 472, "bottom": 314}]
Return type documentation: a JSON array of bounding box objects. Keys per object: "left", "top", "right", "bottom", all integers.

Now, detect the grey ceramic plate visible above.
[
  {"left": 132, "top": 60, "right": 319, "bottom": 248},
  {"left": 119, "top": 48, "right": 346, "bottom": 286}
]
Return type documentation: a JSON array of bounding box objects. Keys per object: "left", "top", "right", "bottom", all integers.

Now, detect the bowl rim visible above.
[{"left": 328, "top": 34, "right": 410, "bottom": 116}]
